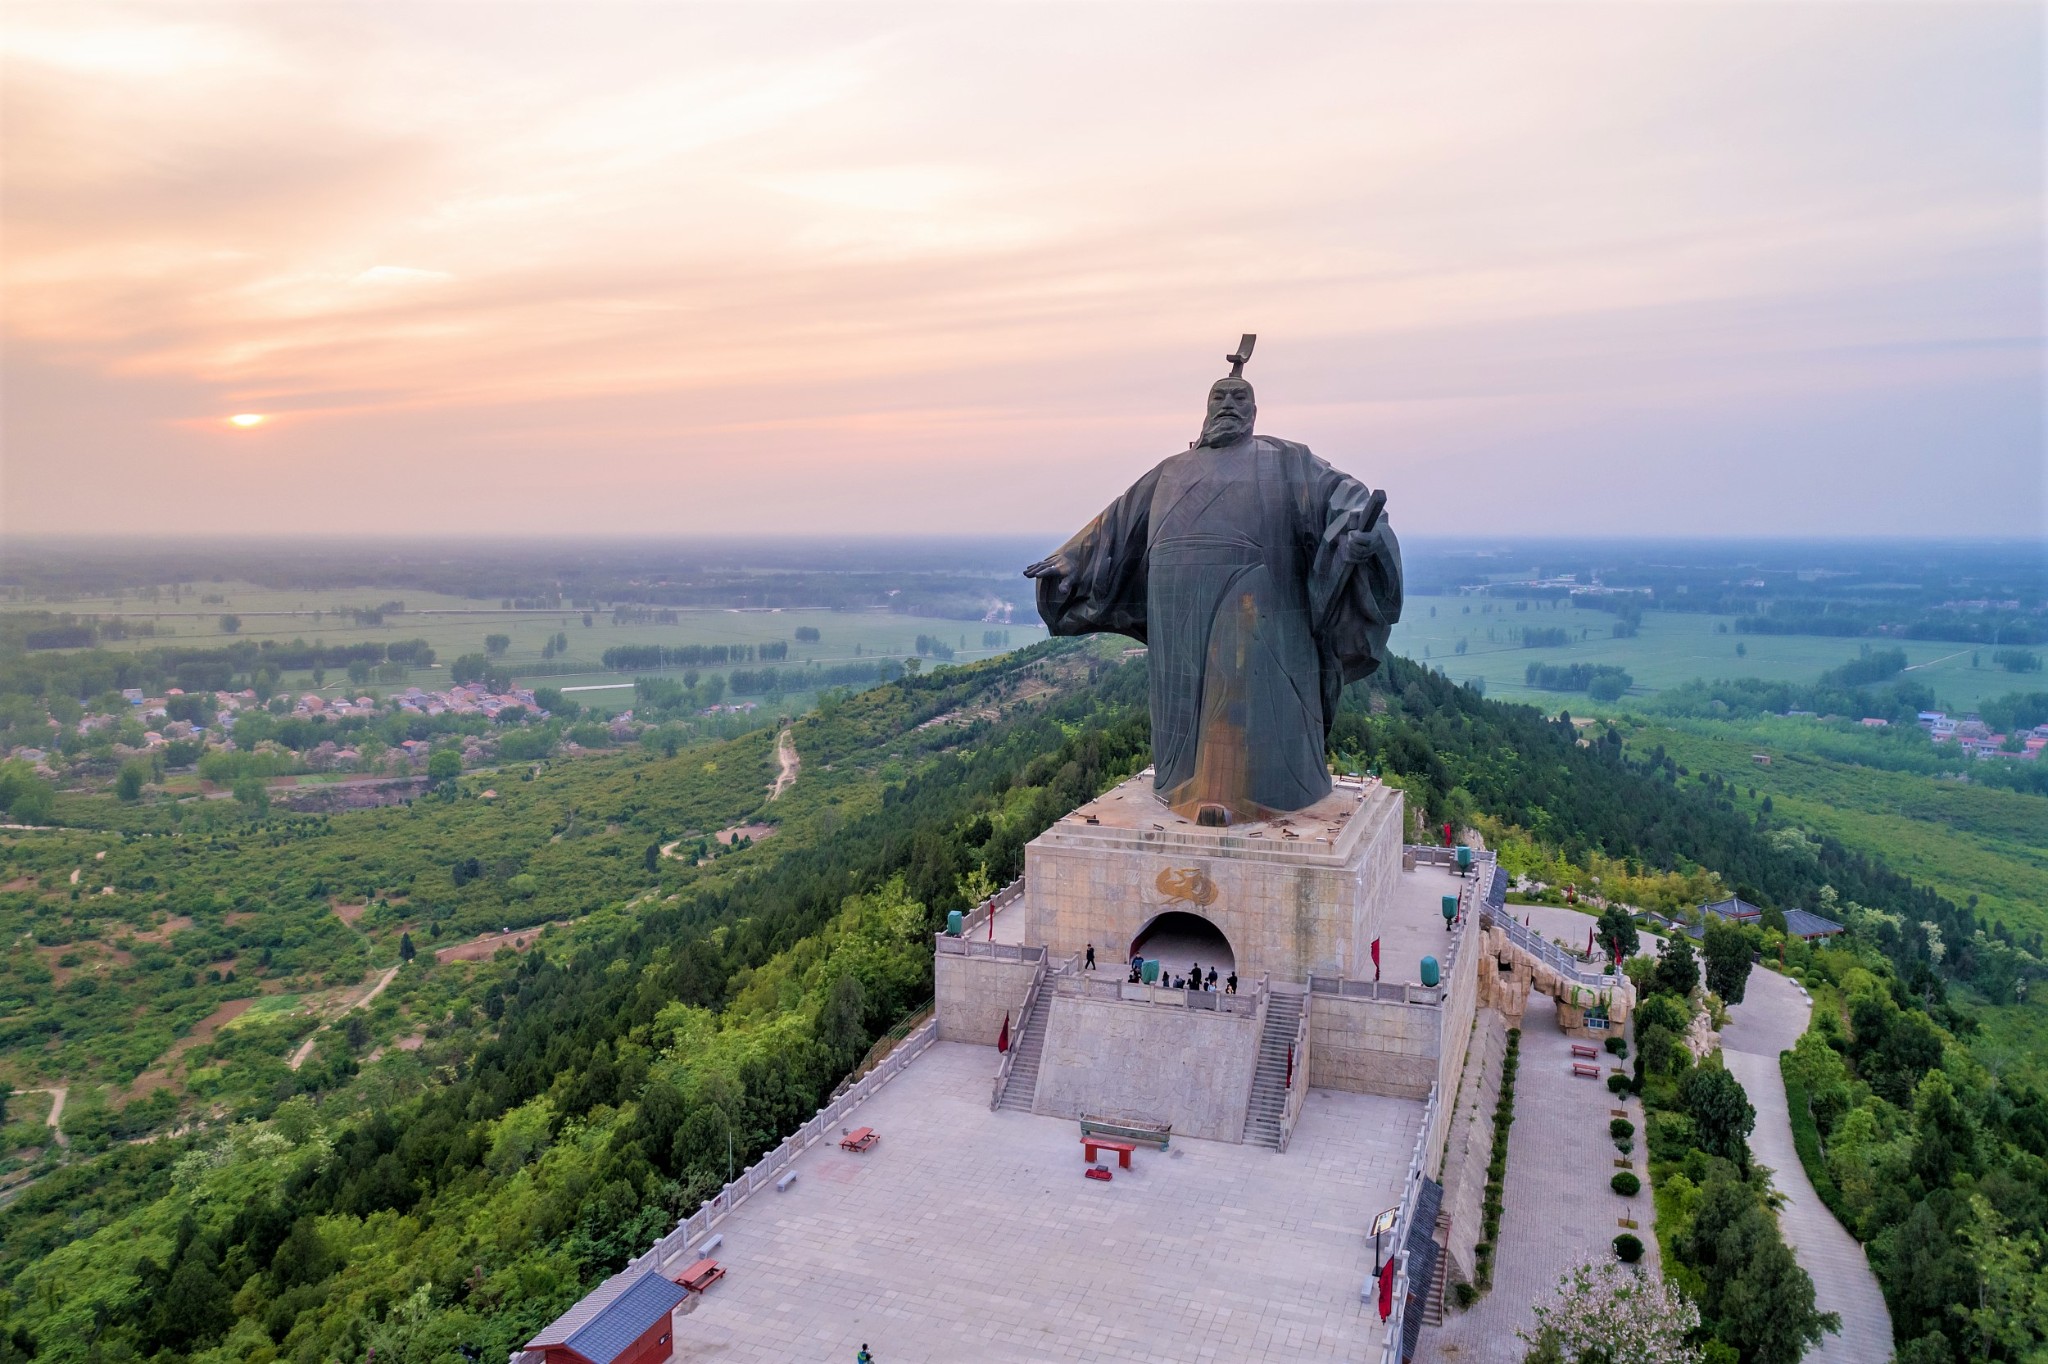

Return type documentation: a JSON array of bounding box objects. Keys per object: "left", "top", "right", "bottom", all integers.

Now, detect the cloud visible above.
[{"left": 1, "top": 2, "right": 2040, "bottom": 538}]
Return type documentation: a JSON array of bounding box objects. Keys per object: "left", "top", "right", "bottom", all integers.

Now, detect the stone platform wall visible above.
[
  {"left": 935, "top": 947, "right": 1040, "bottom": 1046},
  {"left": 1307, "top": 995, "right": 1439, "bottom": 1099},
  {"left": 1032, "top": 990, "right": 1261, "bottom": 1142},
  {"left": 1023, "top": 778, "right": 1403, "bottom": 983}
]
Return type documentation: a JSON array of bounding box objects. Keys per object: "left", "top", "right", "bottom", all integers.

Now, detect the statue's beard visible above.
[{"left": 1199, "top": 410, "right": 1254, "bottom": 447}]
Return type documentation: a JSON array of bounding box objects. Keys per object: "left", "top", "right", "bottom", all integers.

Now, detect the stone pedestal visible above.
[{"left": 1022, "top": 770, "right": 1403, "bottom": 983}]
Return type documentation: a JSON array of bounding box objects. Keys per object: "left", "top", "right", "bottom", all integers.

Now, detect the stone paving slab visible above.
[
  {"left": 1429, "top": 990, "right": 1655, "bottom": 1364},
  {"left": 667, "top": 1040, "right": 1422, "bottom": 1363}
]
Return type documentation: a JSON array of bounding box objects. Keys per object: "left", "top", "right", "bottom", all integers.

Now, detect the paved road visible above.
[
  {"left": 1431, "top": 991, "right": 1653, "bottom": 1363},
  {"left": 1719, "top": 966, "right": 1894, "bottom": 1364}
]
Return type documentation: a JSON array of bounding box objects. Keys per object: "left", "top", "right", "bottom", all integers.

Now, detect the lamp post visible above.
[{"left": 1371, "top": 1205, "right": 1400, "bottom": 1274}]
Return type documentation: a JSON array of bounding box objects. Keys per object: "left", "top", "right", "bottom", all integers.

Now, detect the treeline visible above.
[
  {"left": 0, "top": 638, "right": 439, "bottom": 703},
  {"left": 1737, "top": 603, "right": 2047, "bottom": 646},
  {"left": 599, "top": 642, "right": 788, "bottom": 670},
  {"left": 1524, "top": 662, "right": 1632, "bottom": 700}
]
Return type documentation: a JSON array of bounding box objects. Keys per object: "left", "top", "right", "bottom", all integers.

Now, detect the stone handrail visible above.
[
  {"left": 988, "top": 953, "right": 1050, "bottom": 1110},
  {"left": 958, "top": 875, "right": 1025, "bottom": 939},
  {"left": 934, "top": 936, "right": 1046, "bottom": 964},
  {"left": 1372, "top": 1079, "right": 1441, "bottom": 1364},
  {"left": 1277, "top": 987, "right": 1312, "bottom": 1151},
  {"left": 1494, "top": 908, "right": 1623, "bottom": 992}
]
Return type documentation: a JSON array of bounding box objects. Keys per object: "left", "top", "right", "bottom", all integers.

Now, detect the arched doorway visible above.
[{"left": 1129, "top": 910, "right": 1235, "bottom": 978}]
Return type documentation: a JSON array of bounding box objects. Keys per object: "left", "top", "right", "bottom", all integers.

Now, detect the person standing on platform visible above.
[
  {"left": 1085, "top": 943, "right": 1096, "bottom": 970},
  {"left": 1226, "top": 971, "right": 1238, "bottom": 995},
  {"left": 1206, "top": 967, "right": 1218, "bottom": 990}
]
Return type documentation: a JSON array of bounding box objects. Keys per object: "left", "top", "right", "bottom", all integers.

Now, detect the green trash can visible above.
[
  {"left": 945, "top": 909, "right": 964, "bottom": 937},
  {"left": 1442, "top": 894, "right": 1458, "bottom": 926},
  {"left": 1456, "top": 845, "right": 1473, "bottom": 874},
  {"left": 1141, "top": 958, "right": 1160, "bottom": 985},
  {"left": 1420, "top": 955, "right": 1440, "bottom": 988}
]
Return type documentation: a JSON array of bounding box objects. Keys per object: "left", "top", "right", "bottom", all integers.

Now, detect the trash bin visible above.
[
  {"left": 1420, "top": 955, "right": 1441, "bottom": 988},
  {"left": 945, "top": 909, "right": 963, "bottom": 937},
  {"left": 1142, "top": 958, "right": 1160, "bottom": 985},
  {"left": 1456, "top": 845, "right": 1473, "bottom": 874},
  {"left": 1442, "top": 895, "right": 1458, "bottom": 926}
]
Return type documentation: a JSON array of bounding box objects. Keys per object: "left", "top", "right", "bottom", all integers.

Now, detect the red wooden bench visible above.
[
  {"left": 676, "top": 1258, "right": 725, "bottom": 1293},
  {"left": 1570, "top": 1043, "right": 1599, "bottom": 1060},
  {"left": 839, "top": 1127, "right": 879, "bottom": 1153},
  {"left": 1082, "top": 1138, "right": 1136, "bottom": 1168},
  {"left": 1572, "top": 1062, "right": 1601, "bottom": 1079}
]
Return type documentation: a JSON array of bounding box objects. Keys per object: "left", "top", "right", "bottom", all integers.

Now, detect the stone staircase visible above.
[
  {"left": 995, "top": 986, "right": 1053, "bottom": 1112},
  {"left": 1422, "top": 1206, "right": 1452, "bottom": 1326},
  {"left": 1242, "top": 991, "right": 1304, "bottom": 1147}
]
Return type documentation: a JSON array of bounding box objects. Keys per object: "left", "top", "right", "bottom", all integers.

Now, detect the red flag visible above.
[
  {"left": 996, "top": 1013, "right": 1010, "bottom": 1053},
  {"left": 1371, "top": 937, "right": 1382, "bottom": 982},
  {"left": 1588, "top": 927, "right": 1596, "bottom": 955},
  {"left": 1378, "top": 1258, "right": 1396, "bottom": 1319},
  {"left": 1441, "top": 822, "right": 1453, "bottom": 848}
]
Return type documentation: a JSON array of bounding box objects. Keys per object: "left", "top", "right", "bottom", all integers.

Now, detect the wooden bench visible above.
[
  {"left": 1572, "top": 1062, "right": 1602, "bottom": 1079},
  {"left": 1079, "top": 1117, "right": 1171, "bottom": 1150},
  {"left": 675, "top": 1259, "right": 725, "bottom": 1293},
  {"left": 839, "top": 1127, "right": 879, "bottom": 1153},
  {"left": 1082, "top": 1137, "right": 1137, "bottom": 1169},
  {"left": 1570, "top": 1043, "right": 1599, "bottom": 1060}
]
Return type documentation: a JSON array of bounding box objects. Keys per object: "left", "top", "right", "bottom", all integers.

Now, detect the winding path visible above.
[
  {"left": 768, "top": 728, "right": 799, "bottom": 800},
  {"left": 18, "top": 1086, "right": 69, "bottom": 1149},
  {"left": 287, "top": 963, "right": 403, "bottom": 1070},
  {"left": 1718, "top": 967, "right": 1893, "bottom": 1364}
]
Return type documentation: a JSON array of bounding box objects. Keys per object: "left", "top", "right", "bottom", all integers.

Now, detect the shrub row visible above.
[{"left": 1472, "top": 1026, "right": 1523, "bottom": 1293}]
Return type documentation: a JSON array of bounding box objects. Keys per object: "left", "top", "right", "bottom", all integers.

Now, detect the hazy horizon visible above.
[{"left": 4, "top": 3, "right": 2043, "bottom": 541}]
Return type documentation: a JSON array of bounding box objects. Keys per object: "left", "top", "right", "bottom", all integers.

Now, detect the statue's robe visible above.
[{"left": 1036, "top": 434, "right": 1402, "bottom": 820}]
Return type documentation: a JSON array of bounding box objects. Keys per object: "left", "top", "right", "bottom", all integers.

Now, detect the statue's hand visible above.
[
  {"left": 1338, "top": 528, "right": 1380, "bottom": 564},
  {"left": 1023, "top": 553, "right": 1072, "bottom": 589}
]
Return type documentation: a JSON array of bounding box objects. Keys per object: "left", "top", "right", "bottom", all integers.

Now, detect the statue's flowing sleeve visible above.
[
  {"left": 1035, "top": 465, "right": 1161, "bottom": 644},
  {"left": 1306, "top": 456, "right": 1404, "bottom": 686}
]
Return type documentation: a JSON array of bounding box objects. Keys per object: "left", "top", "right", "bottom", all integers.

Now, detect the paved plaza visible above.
[{"left": 665, "top": 1040, "right": 1423, "bottom": 1363}]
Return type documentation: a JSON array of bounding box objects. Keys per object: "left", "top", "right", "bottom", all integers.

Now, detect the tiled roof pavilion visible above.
[{"left": 521, "top": 1269, "right": 687, "bottom": 1364}]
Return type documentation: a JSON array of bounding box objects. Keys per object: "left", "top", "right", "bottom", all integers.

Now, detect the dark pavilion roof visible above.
[{"left": 524, "top": 1269, "right": 687, "bottom": 1364}]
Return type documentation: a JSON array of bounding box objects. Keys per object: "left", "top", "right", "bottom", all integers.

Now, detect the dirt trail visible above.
[
  {"left": 768, "top": 728, "right": 799, "bottom": 800},
  {"left": 18, "top": 1086, "right": 69, "bottom": 1149},
  {"left": 288, "top": 963, "right": 403, "bottom": 1071}
]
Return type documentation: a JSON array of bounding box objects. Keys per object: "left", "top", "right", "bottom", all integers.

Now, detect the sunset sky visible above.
[{"left": 3, "top": 2, "right": 2041, "bottom": 540}]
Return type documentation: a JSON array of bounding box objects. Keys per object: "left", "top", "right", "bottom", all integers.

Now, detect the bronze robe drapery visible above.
[{"left": 1035, "top": 435, "right": 1402, "bottom": 820}]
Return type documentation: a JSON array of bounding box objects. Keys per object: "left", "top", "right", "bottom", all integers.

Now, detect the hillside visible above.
[{"left": 0, "top": 646, "right": 2039, "bottom": 1364}]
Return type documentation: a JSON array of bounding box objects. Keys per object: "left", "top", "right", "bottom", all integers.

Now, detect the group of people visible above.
[
  {"left": 1081, "top": 941, "right": 1238, "bottom": 994},
  {"left": 1122, "top": 954, "right": 1236, "bottom": 995}
]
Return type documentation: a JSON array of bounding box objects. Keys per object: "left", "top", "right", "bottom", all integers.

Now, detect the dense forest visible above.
[{"left": 0, "top": 642, "right": 2039, "bottom": 1363}]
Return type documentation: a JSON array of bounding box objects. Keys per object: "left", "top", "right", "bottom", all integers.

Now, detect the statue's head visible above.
[{"left": 1199, "top": 377, "right": 1256, "bottom": 448}]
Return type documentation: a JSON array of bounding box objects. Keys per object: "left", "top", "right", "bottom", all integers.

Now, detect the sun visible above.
[{"left": 227, "top": 413, "right": 266, "bottom": 428}]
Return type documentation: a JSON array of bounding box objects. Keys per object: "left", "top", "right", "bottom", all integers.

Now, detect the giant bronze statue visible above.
[{"left": 1026, "top": 336, "right": 1403, "bottom": 824}]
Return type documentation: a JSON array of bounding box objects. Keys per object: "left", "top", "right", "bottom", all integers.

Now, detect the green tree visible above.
[
  {"left": 427, "top": 749, "right": 462, "bottom": 787},
  {"left": 114, "top": 761, "right": 147, "bottom": 802},
  {"left": 218, "top": 614, "right": 240, "bottom": 634},
  {"left": 1681, "top": 1064, "right": 1756, "bottom": 1165},
  {"left": 1654, "top": 934, "right": 1700, "bottom": 997},
  {"left": 398, "top": 931, "right": 416, "bottom": 963},
  {"left": 1704, "top": 917, "right": 1754, "bottom": 1004},
  {"left": 1596, "top": 904, "right": 1638, "bottom": 963},
  {"left": 484, "top": 633, "right": 511, "bottom": 656},
  {"left": 232, "top": 774, "right": 269, "bottom": 815},
  {"left": 1909, "top": 1070, "right": 1976, "bottom": 1188}
]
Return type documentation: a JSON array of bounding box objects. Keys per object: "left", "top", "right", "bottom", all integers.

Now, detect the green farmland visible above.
[
  {"left": 1390, "top": 593, "right": 2018, "bottom": 713},
  {"left": 0, "top": 582, "right": 1047, "bottom": 709}
]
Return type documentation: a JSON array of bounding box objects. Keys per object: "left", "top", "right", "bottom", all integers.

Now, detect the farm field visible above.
[
  {"left": 0, "top": 581, "right": 1047, "bottom": 706},
  {"left": 1389, "top": 593, "right": 2020, "bottom": 713},
  {"left": 1626, "top": 717, "right": 2048, "bottom": 942}
]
